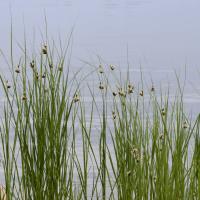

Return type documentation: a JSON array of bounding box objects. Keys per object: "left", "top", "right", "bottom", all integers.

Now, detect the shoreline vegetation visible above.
[{"left": 0, "top": 38, "right": 199, "bottom": 200}]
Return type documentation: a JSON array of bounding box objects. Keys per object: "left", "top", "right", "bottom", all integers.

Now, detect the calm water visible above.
[
  {"left": 0, "top": 0, "right": 199, "bottom": 113},
  {"left": 0, "top": 0, "right": 199, "bottom": 96},
  {"left": 0, "top": 0, "right": 199, "bottom": 106}
]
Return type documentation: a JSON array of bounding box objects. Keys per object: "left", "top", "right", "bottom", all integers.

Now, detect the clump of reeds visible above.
[{"left": 0, "top": 36, "right": 199, "bottom": 200}]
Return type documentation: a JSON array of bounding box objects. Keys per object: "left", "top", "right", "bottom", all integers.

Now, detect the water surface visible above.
[{"left": 0, "top": 0, "right": 200, "bottom": 107}]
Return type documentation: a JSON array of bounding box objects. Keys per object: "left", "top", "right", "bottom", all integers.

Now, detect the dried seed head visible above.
[
  {"left": 41, "top": 73, "right": 46, "bottom": 78},
  {"left": 183, "top": 121, "right": 188, "bottom": 129},
  {"left": 161, "top": 108, "right": 165, "bottom": 116},
  {"left": 110, "top": 64, "right": 115, "bottom": 70},
  {"left": 15, "top": 65, "right": 20, "bottom": 74},
  {"left": 22, "top": 94, "right": 27, "bottom": 101},
  {"left": 139, "top": 90, "right": 144, "bottom": 96},
  {"left": 49, "top": 63, "right": 53, "bottom": 68},
  {"left": 131, "top": 147, "right": 140, "bottom": 162},
  {"left": 35, "top": 72, "right": 39, "bottom": 80},
  {"left": 159, "top": 133, "right": 164, "bottom": 140},
  {"left": 128, "top": 84, "right": 133, "bottom": 89},
  {"left": 112, "top": 91, "right": 117, "bottom": 97},
  {"left": 131, "top": 148, "right": 139, "bottom": 155},
  {"left": 128, "top": 84, "right": 134, "bottom": 94},
  {"left": 151, "top": 86, "right": 155, "bottom": 92},
  {"left": 30, "top": 60, "right": 35, "bottom": 68},
  {"left": 112, "top": 111, "right": 116, "bottom": 120},
  {"left": 42, "top": 45, "right": 47, "bottom": 54},
  {"left": 99, "top": 82, "right": 104, "bottom": 90},
  {"left": 118, "top": 88, "right": 126, "bottom": 97},
  {"left": 99, "top": 65, "right": 104, "bottom": 74},
  {"left": 6, "top": 81, "right": 11, "bottom": 89},
  {"left": 136, "top": 158, "right": 140, "bottom": 163},
  {"left": 73, "top": 93, "right": 80, "bottom": 103}
]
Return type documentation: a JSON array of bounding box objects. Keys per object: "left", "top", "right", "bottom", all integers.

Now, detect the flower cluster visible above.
[{"left": 131, "top": 147, "right": 141, "bottom": 163}]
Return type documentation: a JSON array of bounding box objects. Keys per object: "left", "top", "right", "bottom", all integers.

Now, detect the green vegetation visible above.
[{"left": 0, "top": 38, "right": 199, "bottom": 200}]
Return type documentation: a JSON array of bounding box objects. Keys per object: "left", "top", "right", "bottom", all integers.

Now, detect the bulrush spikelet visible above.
[
  {"left": 139, "top": 90, "right": 144, "bottom": 96},
  {"left": 112, "top": 111, "right": 116, "bottom": 120},
  {"left": 110, "top": 64, "right": 115, "bottom": 70},
  {"left": 73, "top": 93, "right": 80, "bottom": 103},
  {"left": 15, "top": 65, "right": 20, "bottom": 74},
  {"left": 99, "top": 82, "right": 104, "bottom": 90},
  {"left": 131, "top": 147, "right": 140, "bottom": 163},
  {"left": 42, "top": 45, "right": 47, "bottom": 54},
  {"left": 41, "top": 73, "right": 46, "bottom": 79},
  {"left": 6, "top": 81, "right": 11, "bottom": 89},
  {"left": 183, "top": 121, "right": 188, "bottom": 129},
  {"left": 128, "top": 84, "right": 134, "bottom": 94},
  {"left": 118, "top": 88, "right": 126, "bottom": 97},
  {"left": 112, "top": 91, "right": 117, "bottom": 97},
  {"left": 161, "top": 108, "right": 165, "bottom": 116},
  {"left": 151, "top": 85, "right": 155, "bottom": 92},
  {"left": 30, "top": 60, "right": 35, "bottom": 68},
  {"left": 49, "top": 63, "right": 53, "bottom": 69},
  {"left": 22, "top": 94, "right": 27, "bottom": 101},
  {"left": 98, "top": 64, "right": 104, "bottom": 74},
  {"left": 35, "top": 72, "right": 39, "bottom": 80}
]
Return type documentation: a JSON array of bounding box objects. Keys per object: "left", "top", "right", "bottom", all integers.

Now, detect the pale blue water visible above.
[
  {"left": 0, "top": 0, "right": 199, "bottom": 68},
  {"left": 0, "top": 1, "right": 199, "bottom": 111},
  {"left": 0, "top": 0, "right": 199, "bottom": 116},
  {"left": 0, "top": 0, "right": 199, "bottom": 190}
]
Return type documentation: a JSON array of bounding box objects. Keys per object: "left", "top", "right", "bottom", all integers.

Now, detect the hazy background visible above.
[{"left": 0, "top": 0, "right": 200, "bottom": 114}]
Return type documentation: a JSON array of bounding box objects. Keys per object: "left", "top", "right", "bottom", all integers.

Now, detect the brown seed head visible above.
[
  {"left": 15, "top": 66, "right": 20, "bottom": 74},
  {"left": 6, "top": 81, "right": 11, "bottom": 89},
  {"left": 161, "top": 108, "right": 165, "bottom": 116},
  {"left": 42, "top": 45, "right": 47, "bottom": 54},
  {"left": 128, "top": 84, "right": 134, "bottom": 94},
  {"left": 73, "top": 93, "right": 80, "bottom": 103},
  {"left": 118, "top": 88, "right": 126, "bottom": 97},
  {"left": 131, "top": 147, "right": 140, "bottom": 162},
  {"left": 99, "top": 65, "right": 104, "bottom": 74},
  {"left": 112, "top": 91, "right": 117, "bottom": 97},
  {"left": 110, "top": 64, "right": 115, "bottom": 70},
  {"left": 151, "top": 86, "right": 155, "bottom": 92},
  {"left": 183, "top": 121, "right": 188, "bottom": 129},
  {"left": 22, "top": 95, "right": 27, "bottom": 101},
  {"left": 112, "top": 111, "right": 116, "bottom": 120},
  {"left": 139, "top": 90, "right": 144, "bottom": 96},
  {"left": 35, "top": 72, "right": 39, "bottom": 80},
  {"left": 30, "top": 60, "right": 35, "bottom": 68},
  {"left": 42, "top": 73, "right": 46, "bottom": 78},
  {"left": 99, "top": 82, "right": 104, "bottom": 90},
  {"left": 49, "top": 63, "right": 53, "bottom": 68}
]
